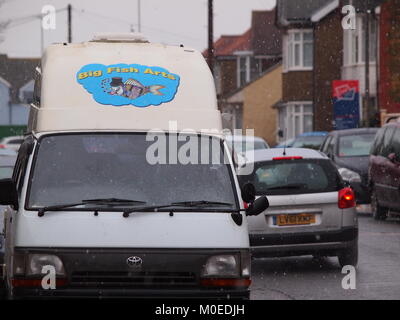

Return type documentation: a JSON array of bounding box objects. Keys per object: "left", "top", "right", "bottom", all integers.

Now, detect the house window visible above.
[
  {"left": 237, "top": 55, "right": 250, "bottom": 88},
  {"left": 18, "top": 79, "right": 34, "bottom": 105},
  {"left": 236, "top": 54, "right": 266, "bottom": 88},
  {"left": 284, "top": 30, "right": 314, "bottom": 71},
  {"left": 278, "top": 103, "right": 313, "bottom": 140},
  {"left": 344, "top": 16, "right": 377, "bottom": 66}
]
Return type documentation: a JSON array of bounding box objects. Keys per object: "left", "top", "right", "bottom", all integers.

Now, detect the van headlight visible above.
[
  {"left": 338, "top": 168, "right": 361, "bottom": 183},
  {"left": 201, "top": 254, "right": 240, "bottom": 278},
  {"left": 27, "top": 254, "right": 66, "bottom": 276}
]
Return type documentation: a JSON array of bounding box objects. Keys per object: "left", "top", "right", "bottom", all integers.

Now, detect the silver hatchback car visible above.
[{"left": 238, "top": 148, "right": 358, "bottom": 268}]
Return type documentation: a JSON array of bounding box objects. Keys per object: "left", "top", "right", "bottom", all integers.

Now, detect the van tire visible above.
[
  {"left": 338, "top": 241, "right": 358, "bottom": 268},
  {"left": 371, "top": 187, "right": 388, "bottom": 220}
]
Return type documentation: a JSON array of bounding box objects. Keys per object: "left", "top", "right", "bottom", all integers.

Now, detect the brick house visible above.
[
  {"left": 276, "top": 0, "right": 344, "bottom": 141},
  {"left": 223, "top": 63, "right": 282, "bottom": 146},
  {"left": 204, "top": 9, "right": 282, "bottom": 131},
  {"left": 379, "top": 0, "right": 400, "bottom": 122},
  {"left": 275, "top": 0, "right": 387, "bottom": 141}
]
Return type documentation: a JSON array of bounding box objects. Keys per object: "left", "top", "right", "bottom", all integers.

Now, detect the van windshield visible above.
[{"left": 27, "top": 133, "right": 238, "bottom": 210}]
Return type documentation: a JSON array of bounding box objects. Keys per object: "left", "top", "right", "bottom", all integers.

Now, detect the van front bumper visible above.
[
  {"left": 250, "top": 227, "right": 358, "bottom": 258},
  {"left": 12, "top": 288, "right": 250, "bottom": 300}
]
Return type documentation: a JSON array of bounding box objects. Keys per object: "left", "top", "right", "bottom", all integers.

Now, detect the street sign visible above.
[{"left": 332, "top": 80, "right": 360, "bottom": 130}]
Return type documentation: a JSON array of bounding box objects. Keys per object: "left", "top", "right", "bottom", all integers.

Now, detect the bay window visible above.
[
  {"left": 278, "top": 103, "right": 313, "bottom": 140},
  {"left": 284, "top": 30, "right": 314, "bottom": 71}
]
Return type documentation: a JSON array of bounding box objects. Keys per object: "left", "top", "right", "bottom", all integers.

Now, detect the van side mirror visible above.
[
  {"left": 241, "top": 183, "right": 256, "bottom": 203},
  {"left": 0, "top": 179, "right": 18, "bottom": 209},
  {"left": 246, "top": 196, "right": 269, "bottom": 216}
]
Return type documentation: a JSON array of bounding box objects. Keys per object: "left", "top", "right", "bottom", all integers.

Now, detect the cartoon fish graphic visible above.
[{"left": 124, "top": 78, "right": 165, "bottom": 100}]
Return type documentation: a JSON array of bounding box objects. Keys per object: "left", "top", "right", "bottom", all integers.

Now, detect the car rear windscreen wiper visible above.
[
  {"left": 122, "top": 201, "right": 235, "bottom": 218},
  {"left": 266, "top": 184, "right": 307, "bottom": 191},
  {"left": 37, "top": 198, "right": 146, "bottom": 217}
]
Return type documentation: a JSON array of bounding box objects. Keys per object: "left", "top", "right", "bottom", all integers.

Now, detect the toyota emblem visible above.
[{"left": 126, "top": 256, "right": 143, "bottom": 267}]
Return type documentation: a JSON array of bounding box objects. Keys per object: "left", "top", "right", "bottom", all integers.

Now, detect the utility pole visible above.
[
  {"left": 138, "top": 0, "right": 141, "bottom": 33},
  {"left": 364, "top": 10, "right": 370, "bottom": 126},
  {"left": 67, "top": 4, "right": 72, "bottom": 43},
  {"left": 207, "top": 0, "right": 214, "bottom": 73}
]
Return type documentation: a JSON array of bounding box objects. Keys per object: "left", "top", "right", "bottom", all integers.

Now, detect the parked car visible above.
[
  {"left": 0, "top": 154, "right": 16, "bottom": 297},
  {"left": 238, "top": 148, "right": 358, "bottom": 268},
  {"left": 274, "top": 138, "right": 295, "bottom": 148},
  {"left": 0, "top": 136, "right": 24, "bottom": 152},
  {"left": 274, "top": 132, "right": 328, "bottom": 150},
  {"left": 291, "top": 132, "right": 329, "bottom": 150},
  {"left": 226, "top": 135, "right": 270, "bottom": 167},
  {"left": 320, "top": 128, "right": 379, "bottom": 204},
  {"left": 369, "top": 119, "right": 400, "bottom": 220}
]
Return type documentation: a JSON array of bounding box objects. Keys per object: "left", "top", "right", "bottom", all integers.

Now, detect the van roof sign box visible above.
[{"left": 29, "top": 36, "right": 221, "bottom": 133}]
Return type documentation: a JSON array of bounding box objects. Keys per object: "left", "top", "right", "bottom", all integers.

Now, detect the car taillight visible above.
[
  {"left": 338, "top": 187, "right": 356, "bottom": 209},
  {"left": 0, "top": 144, "right": 4, "bottom": 149},
  {"left": 243, "top": 202, "right": 249, "bottom": 209}
]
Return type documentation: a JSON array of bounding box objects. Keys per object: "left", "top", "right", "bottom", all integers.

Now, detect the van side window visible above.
[
  {"left": 12, "top": 139, "right": 32, "bottom": 194},
  {"left": 371, "top": 127, "right": 386, "bottom": 156},
  {"left": 381, "top": 126, "right": 396, "bottom": 158}
]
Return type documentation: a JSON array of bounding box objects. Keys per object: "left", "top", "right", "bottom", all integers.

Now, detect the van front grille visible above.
[{"left": 70, "top": 271, "right": 197, "bottom": 288}]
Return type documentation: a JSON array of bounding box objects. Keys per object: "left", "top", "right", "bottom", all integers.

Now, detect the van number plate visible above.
[{"left": 274, "top": 214, "right": 316, "bottom": 226}]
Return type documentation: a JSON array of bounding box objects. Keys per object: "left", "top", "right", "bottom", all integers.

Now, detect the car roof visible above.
[
  {"left": 248, "top": 148, "right": 328, "bottom": 163},
  {"left": 226, "top": 135, "right": 267, "bottom": 142},
  {"left": 328, "top": 128, "right": 379, "bottom": 136},
  {"left": 298, "top": 131, "right": 328, "bottom": 137}
]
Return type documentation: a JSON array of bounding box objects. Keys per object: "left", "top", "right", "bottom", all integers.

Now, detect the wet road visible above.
[{"left": 250, "top": 211, "right": 400, "bottom": 300}]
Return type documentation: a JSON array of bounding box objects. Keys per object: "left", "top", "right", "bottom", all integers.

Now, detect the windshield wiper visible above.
[
  {"left": 122, "top": 201, "right": 235, "bottom": 218},
  {"left": 266, "top": 184, "right": 307, "bottom": 191},
  {"left": 37, "top": 198, "right": 146, "bottom": 217},
  {"left": 170, "top": 200, "right": 234, "bottom": 207},
  {"left": 82, "top": 198, "right": 147, "bottom": 205}
]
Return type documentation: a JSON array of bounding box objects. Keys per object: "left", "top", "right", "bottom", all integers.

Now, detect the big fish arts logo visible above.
[{"left": 76, "top": 63, "right": 180, "bottom": 107}]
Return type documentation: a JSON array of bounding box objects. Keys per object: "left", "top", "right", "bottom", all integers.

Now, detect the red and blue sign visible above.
[{"left": 332, "top": 80, "right": 360, "bottom": 130}]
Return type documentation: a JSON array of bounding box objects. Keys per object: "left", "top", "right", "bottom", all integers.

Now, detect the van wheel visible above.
[
  {"left": 371, "top": 187, "right": 388, "bottom": 220},
  {"left": 338, "top": 242, "right": 358, "bottom": 268}
]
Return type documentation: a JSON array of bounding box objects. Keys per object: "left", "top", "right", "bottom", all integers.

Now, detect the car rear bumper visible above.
[
  {"left": 11, "top": 288, "right": 250, "bottom": 300},
  {"left": 250, "top": 227, "right": 358, "bottom": 257}
]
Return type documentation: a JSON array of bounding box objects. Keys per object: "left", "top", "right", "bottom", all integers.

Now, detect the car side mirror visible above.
[
  {"left": 241, "top": 183, "right": 256, "bottom": 203},
  {"left": 0, "top": 179, "right": 18, "bottom": 209},
  {"left": 246, "top": 196, "right": 269, "bottom": 216}
]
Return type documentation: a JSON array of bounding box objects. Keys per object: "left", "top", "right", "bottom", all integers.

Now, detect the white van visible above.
[{"left": 0, "top": 34, "right": 268, "bottom": 299}]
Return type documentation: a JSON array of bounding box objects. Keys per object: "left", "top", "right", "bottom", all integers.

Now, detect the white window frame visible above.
[
  {"left": 284, "top": 29, "right": 314, "bottom": 72},
  {"left": 343, "top": 15, "right": 378, "bottom": 67},
  {"left": 235, "top": 51, "right": 252, "bottom": 88},
  {"left": 279, "top": 102, "right": 313, "bottom": 139}
]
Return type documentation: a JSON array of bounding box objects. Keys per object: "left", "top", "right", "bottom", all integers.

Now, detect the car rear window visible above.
[
  {"left": 239, "top": 159, "right": 342, "bottom": 196},
  {"left": 338, "top": 134, "right": 377, "bottom": 157},
  {"left": 292, "top": 136, "right": 326, "bottom": 150}
]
